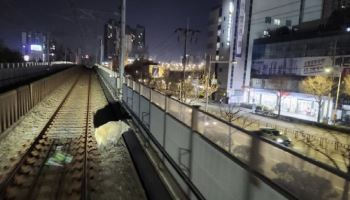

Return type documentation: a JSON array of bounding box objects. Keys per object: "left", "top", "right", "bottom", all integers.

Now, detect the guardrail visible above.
[
  {"left": 0, "top": 62, "right": 49, "bottom": 69},
  {"left": 0, "top": 67, "right": 79, "bottom": 134},
  {"left": 95, "top": 65, "right": 350, "bottom": 200},
  {"left": 0, "top": 62, "right": 74, "bottom": 92}
]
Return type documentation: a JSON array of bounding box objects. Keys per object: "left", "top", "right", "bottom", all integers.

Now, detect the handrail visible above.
[{"left": 125, "top": 78, "right": 350, "bottom": 181}]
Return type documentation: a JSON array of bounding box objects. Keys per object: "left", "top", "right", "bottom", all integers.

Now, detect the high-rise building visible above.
[
  {"left": 207, "top": 0, "right": 250, "bottom": 102},
  {"left": 103, "top": 19, "right": 120, "bottom": 61},
  {"left": 244, "top": 0, "right": 324, "bottom": 96},
  {"left": 127, "top": 24, "right": 147, "bottom": 59},
  {"left": 22, "top": 31, "right": 49, "bottom": 62},
  {"left": 244, "top": 1, "right": 350, "bottom": 123}
]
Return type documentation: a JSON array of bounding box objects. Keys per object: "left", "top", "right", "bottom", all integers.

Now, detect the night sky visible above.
[{"left": 0, "top": 0, "right": 221, "bottom": 61}]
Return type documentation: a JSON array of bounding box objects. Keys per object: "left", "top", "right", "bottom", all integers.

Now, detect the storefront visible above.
[{"left": 247, "top": 89, "right": 331, "bottom": 122}]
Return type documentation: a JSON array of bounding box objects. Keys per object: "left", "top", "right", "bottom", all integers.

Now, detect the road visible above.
[{"left": 198, "top": 101, "right": 350, "bottom": 172}]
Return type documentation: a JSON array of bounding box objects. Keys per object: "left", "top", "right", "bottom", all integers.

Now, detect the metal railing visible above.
[
  {"left": 0, "top": 67, "right": 79, "bottom": 134},
  {"left": 0, "top": 62, "right": 49, "bottom": 69},
  {"left": 96, "top": 65, "right": 350, "bottom": 200},
  {"left": 0, "top": 62, "right": 74, "bottom": 91}
]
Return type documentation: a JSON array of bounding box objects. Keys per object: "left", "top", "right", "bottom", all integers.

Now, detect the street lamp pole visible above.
[
  {"left": 119, "top": 0, "right": 126, "bottom": 98},
  {"left": 333, "top": 65, "right": 344, "bottom": 123}
]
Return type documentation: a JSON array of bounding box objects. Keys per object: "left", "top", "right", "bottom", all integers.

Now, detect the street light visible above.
[
  {"left": 324, "top": 67, "right": 335, "bottom": 124},
  {"left": 333, "top": 66, "right": 345, "bottom": 122},
  {"left": 325, "top": 67, "right": 333, "bottom": 73},
  {"left": 326, "top": 62, "right": 350, "bottom": 124}
]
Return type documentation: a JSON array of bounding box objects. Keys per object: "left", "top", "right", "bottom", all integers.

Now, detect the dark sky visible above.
[{"left": 0, "top": 0, "right": 221, "bottom": 61}]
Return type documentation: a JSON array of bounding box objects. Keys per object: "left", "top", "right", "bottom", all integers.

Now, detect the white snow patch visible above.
[{"left": 94, "top": 121, "right": 129, "bottom": 147}]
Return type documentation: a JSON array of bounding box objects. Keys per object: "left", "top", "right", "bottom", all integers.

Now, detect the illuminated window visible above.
[
  {"left": 263, "top": 30, "right": 269, "bottom": 36},
  {"left": 274, "top": 19, "right": 281, "bottom": 26},
  {"left": 229, "top": 1, "right": 234, "bottom": 14},
  {"left": 216, "top": 42, "right": 220, "bottom": 50}
]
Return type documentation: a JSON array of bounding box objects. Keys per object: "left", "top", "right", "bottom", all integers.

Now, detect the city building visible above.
[
  {"left": 127, "top": 24, "right": 147, "bottom": 59},
  {"left": 207, "top": 0, "right": 249, "bottom": 102},
  {"left": 103, "top": 19, "right": 146, "bottom": 70},
  {"left": 103, "top": 19, "right": 120, "bottom": 62},
  {"left": 21, "top": 31, "right": 49, "bottom": 62},
  {"left": 206, "top": 0, "right": 350, "bottom": 122},
  {"left": 246, "top": 5, "right": 350, "bottom": 123},
  {"left": 243, "top": 0, "right": 324, "bottom": 102}
]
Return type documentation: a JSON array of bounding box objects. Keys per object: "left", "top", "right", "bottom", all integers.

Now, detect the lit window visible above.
[
  {"left": 229, "top": 1, "right": 234, "bottom": 14},
  {"left": 274, "top": 19, "right": 281, "bottom": 26},
  {"left": 215, "top": 55, "right": 219, "bottom": 61},
  {"left": 263, "top": 30, "right": 269, "bottom": 36},
  {"left": 347, "top": 27, "right": 350, "bottom": 32},
  {"left": 216, "top": 42, "right": 220, "bottom": 50}
]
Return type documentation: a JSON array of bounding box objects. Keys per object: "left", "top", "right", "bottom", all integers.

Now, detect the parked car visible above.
[
  {"left": 256, "top": 128, "right": 292, "bottom": 147},
  {"left": 254, "top": 105, "right": 277, "bottom": 117}
]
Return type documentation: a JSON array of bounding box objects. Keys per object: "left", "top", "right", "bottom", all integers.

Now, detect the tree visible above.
[
  {"left": 0, "top": 41, "right": 23, "bottom": 63},
  {"left": 299, "top": 130, "right": 350, "bottom": 200},
  {"left": 219, "top": 104, "right": 241, "bottom": 152},
  {"left": 200, "top": 72, "right": 219, "bottom": 101},
  {"left": 344, "top": 75, "right": 350, "bottom": 97},
  {"left": 269, "top": 77, "right": 289, "bottom": 117},
  {"left": 182, "top": 78, "right": 196, "bottom": 103},
  {"left": 300, "top": 76, "right": 333, "bottom": 122}
]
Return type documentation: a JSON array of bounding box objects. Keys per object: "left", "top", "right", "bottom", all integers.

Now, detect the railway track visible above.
[{"left": 0, "top": 70, "right": 98, "bottom": 200}]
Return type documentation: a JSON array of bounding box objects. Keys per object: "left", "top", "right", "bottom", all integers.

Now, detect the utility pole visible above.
[
  {"left": 175, "top": 21, "right": 200, "bottom": 101},
  {"left": 46, "top": 33, "right": 50, "bottom": 65},
  {"left": 100, "top": 37, "right": 104, "bottom": 64},
  {"left": 333, "top": 60, "right": 350, "bottom": 124},
  {"left": 64, "top": 48, "right": 67, "bottom": 63},
  {"left": 299, "top": 0, "right": 305, "bottom": 24},
  {"left": 119, "top": 0, "right": 126, "bottom": 97},
  {"left": 325, "top": 40, "right": 337, "bottom": 123}
]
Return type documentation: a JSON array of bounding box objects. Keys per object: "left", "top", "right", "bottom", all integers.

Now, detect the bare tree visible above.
[
  {"left": 182, "top": 78, "right": 197, "bottom": 103},
  {"left": 149, "top": 78, "right": 165, "bottom": 91},
  {"left": 219, "top": 104, "right": 241, "bottom": 152},
  {"left": 299, "top": 131, "right": 350, "bottom": 200},
  {"left": 269, "top": 77, "right": 289, "bottom": 117},
  {"left": 219, "top": 103, "right": 241, "bottom": 123},
  {"left": 300, "top": 76, "right": 333, "bottom": 122},
  {"left": 200, "top": 72, "right": 219, "bottom": 101}
]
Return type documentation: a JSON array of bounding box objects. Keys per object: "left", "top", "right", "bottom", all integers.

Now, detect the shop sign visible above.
[{"left": 252, "top": 56, "right": 332, "bottom": 76}]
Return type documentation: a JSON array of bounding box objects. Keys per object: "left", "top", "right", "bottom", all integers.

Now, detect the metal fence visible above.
[
  {"left": 0, "top": 67, "right": 79, "bottom": 134},
  {"left": 0, "top": 62, "right": 48, "bottom": 69},
  {"left": 96, "top": 65, "right": 350, "bottom": 200},
  {"left": 0, "top": 62, "right": 73, "bottom": 91},
  {"left": 206, "top": 106, "right": 350, "bottom": 153}
]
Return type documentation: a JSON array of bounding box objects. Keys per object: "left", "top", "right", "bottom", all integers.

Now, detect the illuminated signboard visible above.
[
  {"left": 30, "top": 44, "right": 43, "bottom": 51},
  {"left": 149, "top": 65, "right": 165, "bottom": 78}
]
